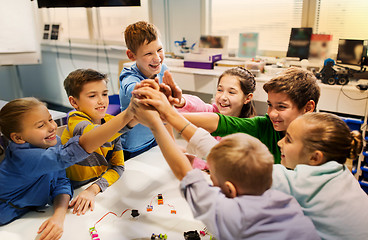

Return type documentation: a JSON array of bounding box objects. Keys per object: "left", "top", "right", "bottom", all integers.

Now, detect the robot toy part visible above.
[
  {"left": 89, "top": 227, "right": 100, "bottom": 240},
  {"left": 157, "top": 194, "right": 164, "bottom": 205},
  {"left": 184, "top": 230, "right": 201, "bottom": 240},
  {"left": 151, "top": 233, "right": 168, "bottom": 239}
]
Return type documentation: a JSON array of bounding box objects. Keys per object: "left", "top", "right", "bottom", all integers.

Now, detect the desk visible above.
[
  {"left": 0, "top": 146, "right": 209, "bottom": 240},
  {"left": 169, "top": 65, "right": 368, "bottom": 117},
  {"left": 0, "top": 100, "right": 67, "bottom": 126},
  {"left": 135, "top": 59, "right": 368, "bottom": 118}
]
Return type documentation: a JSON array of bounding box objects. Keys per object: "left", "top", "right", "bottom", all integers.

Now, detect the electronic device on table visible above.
[{"left": 315, "top": 39, "right": 368, "bottom": 85}]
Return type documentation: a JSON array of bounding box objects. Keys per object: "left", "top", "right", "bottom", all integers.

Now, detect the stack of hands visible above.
[{"left": 130, "top": 71, "right": 183, "bottom": 127}]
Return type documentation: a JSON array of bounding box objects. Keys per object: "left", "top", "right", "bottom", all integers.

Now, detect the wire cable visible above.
[{"left": 67, "top": 8, "right": 78, "bottom": 69}]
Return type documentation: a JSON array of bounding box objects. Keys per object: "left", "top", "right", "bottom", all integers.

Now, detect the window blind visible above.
[
  {"left": 210, "top": 0, "right": 303, "bottom": 53},
  {"left": 314, "top": 0, "right": 368, "bottom": 56}
]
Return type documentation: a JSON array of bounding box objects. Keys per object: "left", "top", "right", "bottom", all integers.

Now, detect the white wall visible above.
[
  {"left": 151, "top": 0, "right": 202, "bottom": 56},
  {"left": 19, "top": 44, "right": 126, "bottom": 107},
  {"left": 0, "top": 0, "right": 203, "bottom": 107}
]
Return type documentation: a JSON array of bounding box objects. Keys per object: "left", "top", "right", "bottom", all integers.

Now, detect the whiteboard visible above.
[{"left": 0, "top": 0, "right": 41, "bottom": 65}]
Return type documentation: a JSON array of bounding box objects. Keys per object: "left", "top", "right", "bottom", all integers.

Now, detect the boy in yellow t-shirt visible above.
[{"left": 61, "top": 68, "right": 133, "bottom": 215}]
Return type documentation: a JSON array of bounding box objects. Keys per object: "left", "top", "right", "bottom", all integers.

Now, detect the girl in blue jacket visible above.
[{"left": 0, "top": 97, "right": 133, "bottom": 240}]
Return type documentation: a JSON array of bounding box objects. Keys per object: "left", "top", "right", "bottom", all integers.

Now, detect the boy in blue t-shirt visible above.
[{"left": 119, "top": 21, "right": 175, "bottom": 160}]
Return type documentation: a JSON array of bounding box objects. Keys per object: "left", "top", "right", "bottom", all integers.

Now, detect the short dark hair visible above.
[
  {"left": 263, "top": 67, "right": 320, "bottom": 109},
  {"left": 64, "top": 69, "right": 108, "bottom": 98}
]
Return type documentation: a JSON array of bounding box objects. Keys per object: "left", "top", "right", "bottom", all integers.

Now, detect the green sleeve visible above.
[
  {"left": 212, "top": 113, "right": 282, "bottom": 164},
  {"left": 213, "top": 113, "right": 268, "bottom": 138}
]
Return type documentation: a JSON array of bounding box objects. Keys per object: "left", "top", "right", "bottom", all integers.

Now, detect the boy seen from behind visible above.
[
  {"left": 131, "top": 96, "right": 319, "bottom": 240},
  {"left": 62, "top": 69, "right": 132, "bottom": 215}
]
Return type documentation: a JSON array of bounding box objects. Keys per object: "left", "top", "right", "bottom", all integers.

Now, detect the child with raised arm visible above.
[
  {"left": 170, "top": 105, "right": 368, "bottom": 240},
  {"left": 131, "top": 97, "right": 319, "bottom": 240},
  {"left": 0, "top": 97, "right": 132, "bottom": 239},
  {"left": 133, "top": 67, "right": 320, "bottom": 164},
  {"left": 61, "top": 69, "right": 132, "bottom": 215},
  {"left": 169, "top": 67, "right": 320, "bottom": 163},
  {"left": 119, "top": 21, "right": 181, "bottom": 160},
  {"left": 174, "top": 66, "right": 256, "bottom": 169},
  {"left": 175, "top": 67, "right": 256, "bottom": 118},
  {"left": 273, "top": 112, "right": 368, "bottom": 240}
]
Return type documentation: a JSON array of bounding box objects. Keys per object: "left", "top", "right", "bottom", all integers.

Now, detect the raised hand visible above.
[
  {"left": 131, "top": 99, "right": 162, "bottom": 129},
  {"left": 132, "top": 86, "right": 173, "bottom": 121},
  {"left": 162, "top": 70, "right": 182, "bottom": 105}
]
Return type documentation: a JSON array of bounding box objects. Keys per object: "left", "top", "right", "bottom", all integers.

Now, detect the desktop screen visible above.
[
  {"left": 286, "top": 28, "right": 313, "bottom": 60},
  {"left": 336, "top": 39, "right": 365, "bottom": 65}
]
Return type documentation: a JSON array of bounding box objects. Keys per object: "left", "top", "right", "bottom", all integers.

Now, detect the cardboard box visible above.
[
  {"left": 184, "top": 53, "right": 222, "bottom": 69},
  {"left": 184, "top": 53, "right": 222, "bottom": 63}
]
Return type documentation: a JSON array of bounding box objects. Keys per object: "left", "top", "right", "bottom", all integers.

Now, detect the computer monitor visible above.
[
  {"left": 336, "top": 39, "right": 365, "bottom": 66},
  {"left": 286, "top": 28, "right": 313, "bottom": 60}
]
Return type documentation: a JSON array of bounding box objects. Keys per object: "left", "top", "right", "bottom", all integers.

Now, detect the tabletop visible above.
[{"left": 0, "top": 145, "right": 211, "bottom": 240}]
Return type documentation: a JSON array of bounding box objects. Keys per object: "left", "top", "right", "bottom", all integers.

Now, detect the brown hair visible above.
[
  {"left": 300, "top": 112, "right": 363, "bottom": 164},
  {"left": 0, "top": 97, "right": 45, "bottom": 140},
  {"left": 208, "top": 133, "right": 274, "bottom": 195},
  {"left": 124, "top": 21, "right": 159, "bottom": 54},
  {"left": 218, "top": 67, "right": 257, "bottom": 118},
  {"left": 263, "top": 67, "right": 320, "bottom": 110},
  {"left": 64, "top": 69, "right": 108, "bottom": 98}
]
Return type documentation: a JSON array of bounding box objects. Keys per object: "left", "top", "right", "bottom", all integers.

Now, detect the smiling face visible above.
[
  {"left": 70, "top": 80, "right": 109, "bottom": 124},
  {"left": 267, "top": 91, "right": 305, "bottom": 132},
  {"left": 15, "top": 105, "right": 58, "bottom": 149},
  {"left": 215, "top": 75, "right": 250, "bottom": 117},
  {"left": 277, "top": 118, "right": 312, "bottom": 169},
  {"left": 129, "top": 39, "right": 164, "bottom": 79}
]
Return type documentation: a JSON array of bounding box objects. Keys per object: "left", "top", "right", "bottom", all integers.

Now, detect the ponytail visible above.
[
  {"left": 349, "top": 130, "right": 363, "bottom": 159},
  {"left": 301, "top": 112, "right": 362, "bottom": 164}
]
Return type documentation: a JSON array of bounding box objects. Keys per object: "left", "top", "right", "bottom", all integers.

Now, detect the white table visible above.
[{"left": 0, "top": 145, "right": 210, "bottom": 240}]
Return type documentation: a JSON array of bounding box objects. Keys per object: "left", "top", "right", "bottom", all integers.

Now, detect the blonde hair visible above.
[
  {"left": 263, "top": 67, "right": 320, "bottom": 110},
  {"left": 300, "top": 112, "right": 363, "bottom": 164},
  {"left": 0, "top": 97, "right": 45, "bottom": 140},
  {"left": 208, "top": 133, "right": 274, "bottom": 195},
  {"left": 124, "top": 21, "right": 159, "bottom": 54}
]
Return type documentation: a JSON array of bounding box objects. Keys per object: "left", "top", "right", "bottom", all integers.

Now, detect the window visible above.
[
  {"left": 39, "top": 8, "right": 90, "bottom": 41},
  {"left": 38, "top": 0, "right": 149, "bottom": 44},
  {"left": 97, "top": 4, "right": 149, "bottom": 43},
  {"left": 210, "top": 0, "right": 303, "bottom": 54},
  {"left": 314, "top": 0, "right": 368, "bottom": 55}
]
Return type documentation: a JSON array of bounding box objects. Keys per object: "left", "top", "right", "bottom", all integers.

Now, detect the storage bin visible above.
[
  {"left": 359, "top": 180, "right": 368, "bottom": 194},
  {"left": 342, "top": 118, "right": 363, "bottom": 131},
  {"left": 360, "top": 164, "right": 368, "bottom": 179}
]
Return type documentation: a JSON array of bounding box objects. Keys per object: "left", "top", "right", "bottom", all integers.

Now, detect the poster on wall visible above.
[
  {"left": 238, "top": 33, "right": 258, "bottom": 58},
  {"left": 309, "top": 34, "right": 333, "bottom": 59}
]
